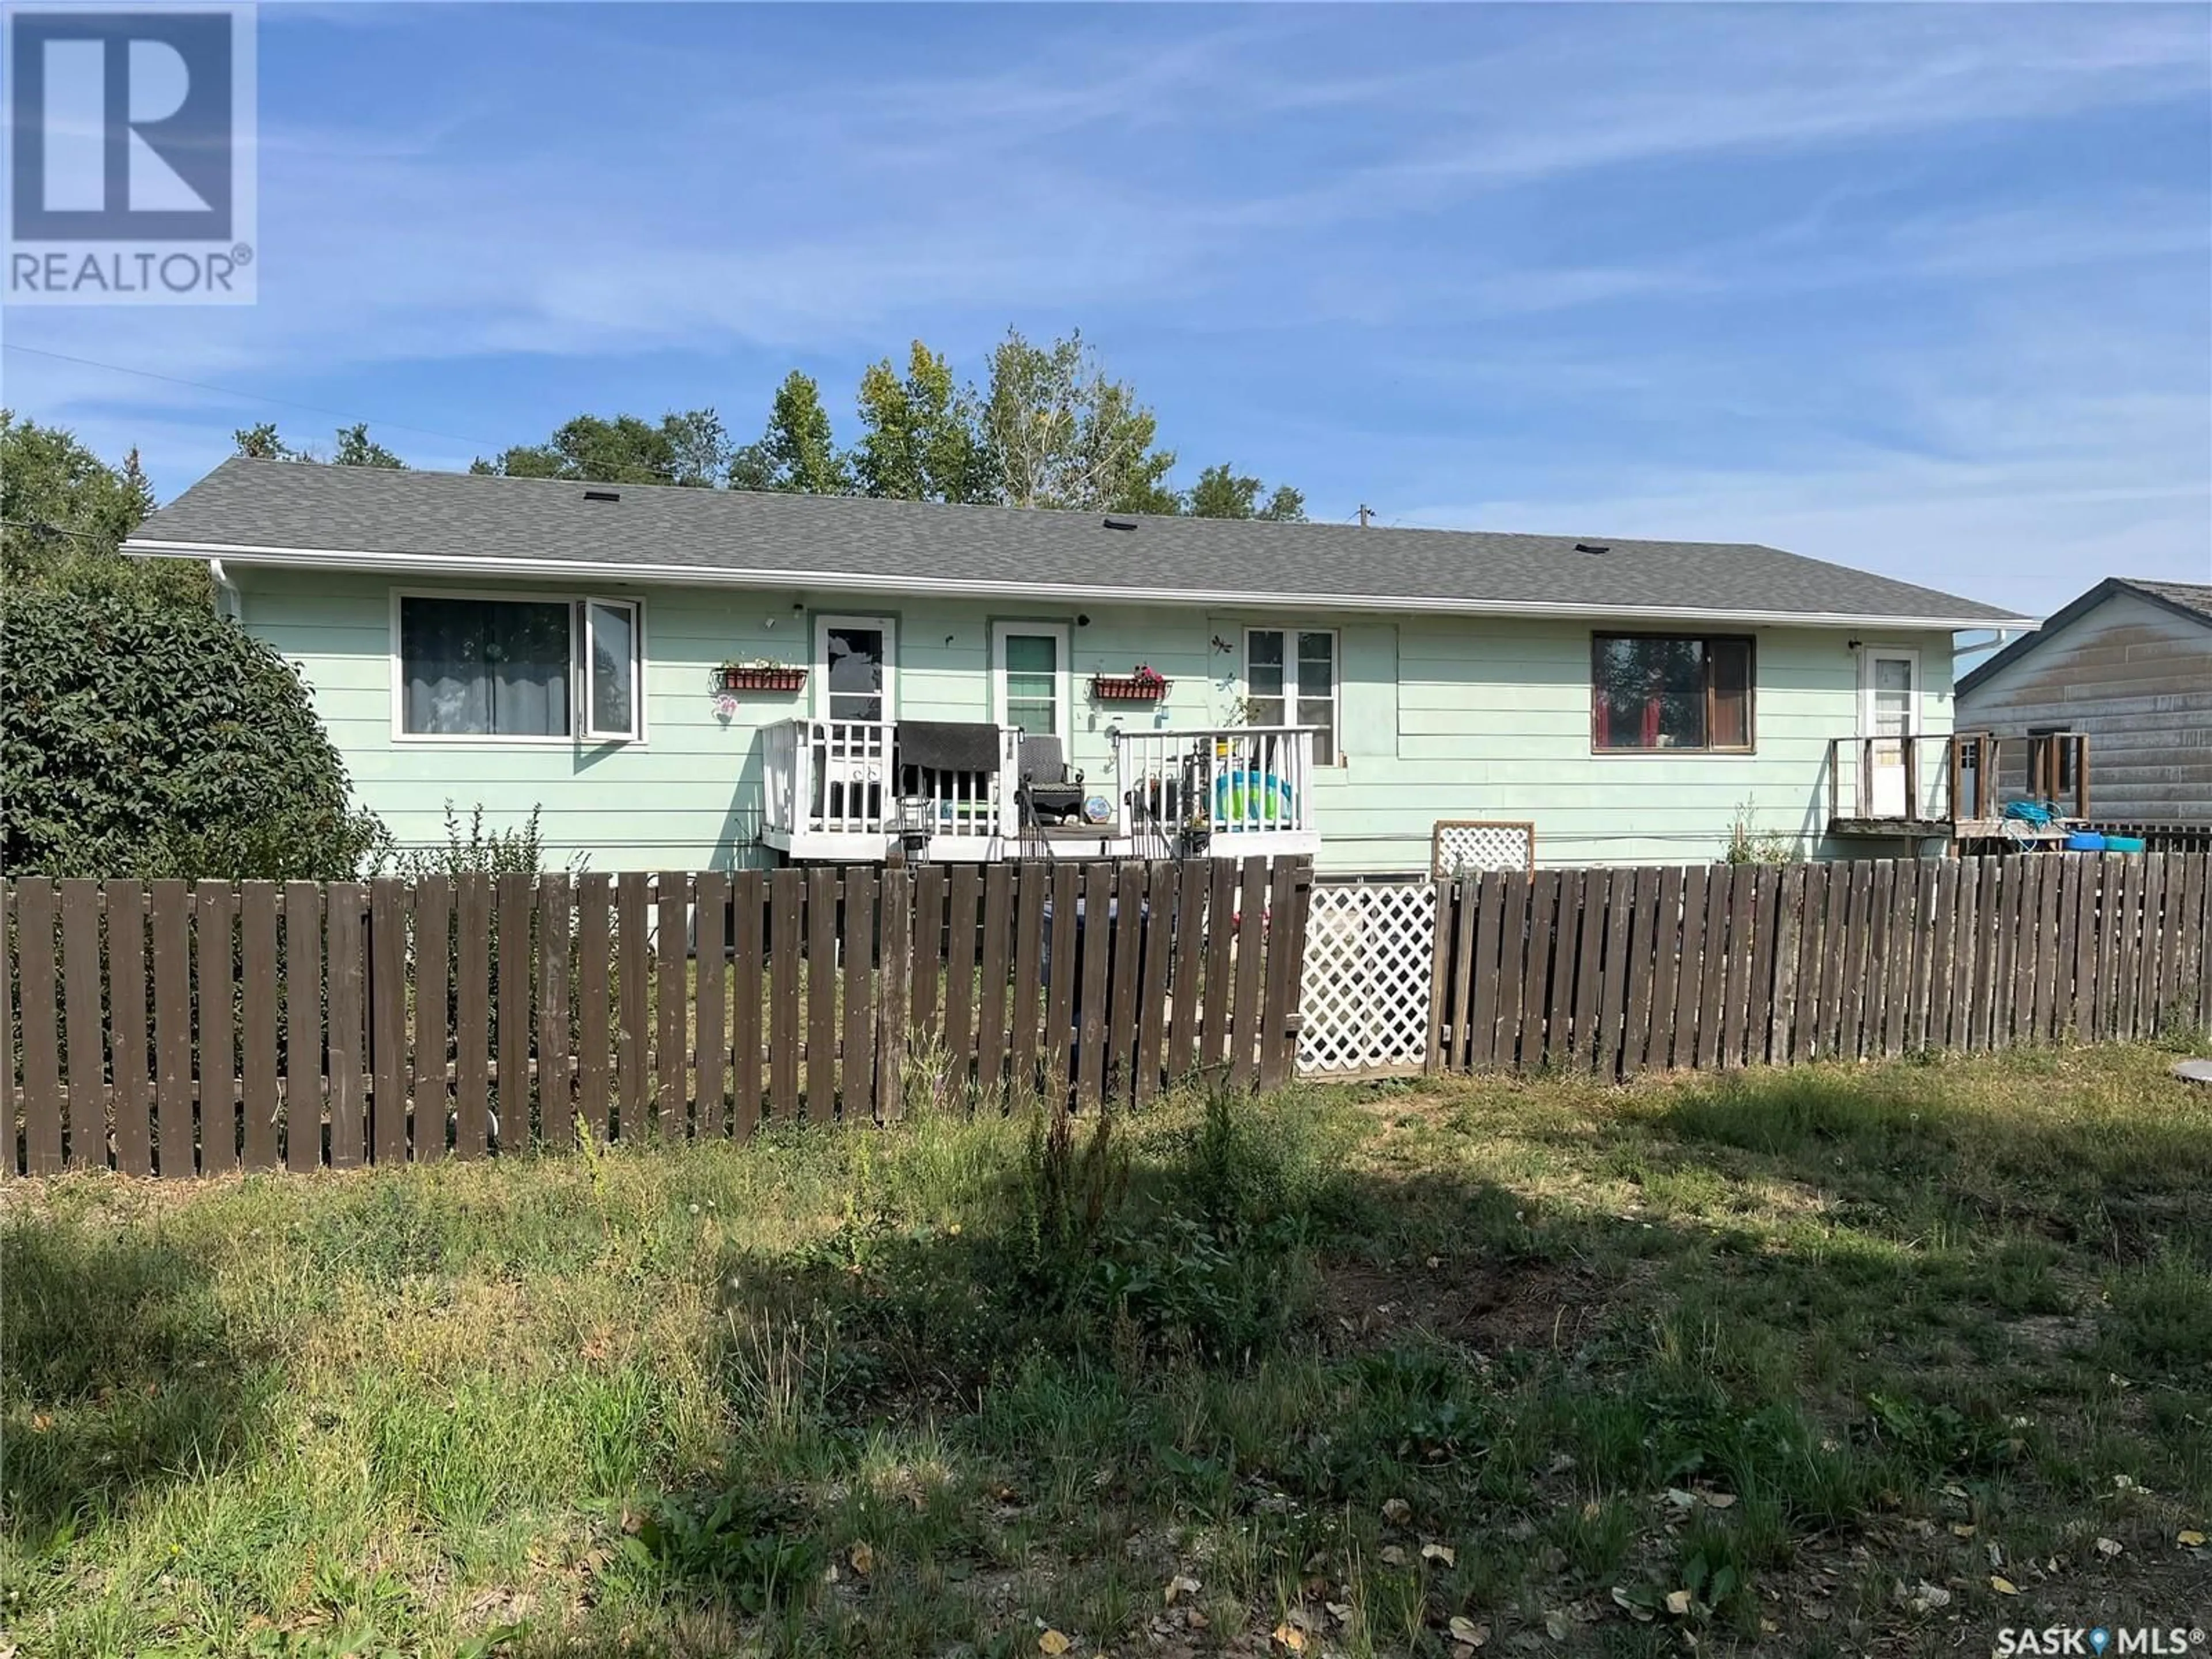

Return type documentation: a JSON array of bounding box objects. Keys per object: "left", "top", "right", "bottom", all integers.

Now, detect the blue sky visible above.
[{"left": 5, "top": 2, "right": 2209, "bottom": 614}]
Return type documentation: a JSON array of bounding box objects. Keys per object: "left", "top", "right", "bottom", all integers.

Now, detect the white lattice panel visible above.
[
  {"left": 1431, "top": 820, "right": 1534, "bottom": 880},
  {"left": 1298, "top": 879, "right": 1436, "bottom": 1075}
]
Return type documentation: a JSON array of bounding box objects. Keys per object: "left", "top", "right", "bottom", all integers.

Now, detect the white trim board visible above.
[{"left": 125, "top": 538, "right": 2036, "bottom": 631}]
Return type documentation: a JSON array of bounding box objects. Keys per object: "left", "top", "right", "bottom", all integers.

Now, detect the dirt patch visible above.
[{"left": 1315, "top": 1255, "right": 1615, "bottom": 1354}]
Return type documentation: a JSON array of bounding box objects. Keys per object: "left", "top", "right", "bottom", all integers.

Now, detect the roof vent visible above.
[
  {"left": 1575, "top": 541, "right": 1609, "bottom": 555},
  {"left": 1102, "top": 516, "right": 1138, "bottom": 531},
  {"left": 583, "top": 488, "right": 621, "bottom": 503}
]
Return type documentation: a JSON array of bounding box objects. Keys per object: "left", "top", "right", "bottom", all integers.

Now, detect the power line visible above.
[
  {"left": 1, "top": 342, "right": 503, "bottom": 453},
  {"left": 1, "top": 517, "right": 120, "bottom": 544}
]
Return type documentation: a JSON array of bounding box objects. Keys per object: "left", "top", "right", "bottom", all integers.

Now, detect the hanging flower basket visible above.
[
  {"left": 718, "top": 665, "right": 807, "bottom": 693},
  {"left": 1090, "top": 666, "right": 1171, "bottom": 702}
]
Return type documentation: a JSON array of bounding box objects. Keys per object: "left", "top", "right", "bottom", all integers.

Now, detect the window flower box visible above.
[
  {"left": 1090, "top": 666, "right": 1171, "bottom": 702},
  {"left": 718, "top": 664, "right": 807, "bottom": 693}
]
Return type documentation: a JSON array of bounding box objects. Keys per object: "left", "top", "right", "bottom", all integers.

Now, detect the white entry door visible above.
[{"left": 1858, "top": 649, "right": 1919, "bottom": 817}]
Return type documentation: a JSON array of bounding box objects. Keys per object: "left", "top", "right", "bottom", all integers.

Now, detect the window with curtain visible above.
[
  {"left": 1245, "top": 628, "right": 1338, "bottom": 764},
  {"left": 1590, "top": 634, "right": 1754, "bottom": 752},
  {"left": 400, "top": 596, "right": 574, "bottom": 738},
  {"left": 1002, "top": 632, "right": 1059, "bottom": 737}
]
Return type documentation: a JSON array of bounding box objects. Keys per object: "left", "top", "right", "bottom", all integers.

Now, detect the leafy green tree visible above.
[
  {"left": 852, "top": 342, "right": 996, "bottom": 504},
  {"left": 729, "top": 372, "right": 851, "bottom": 495},
  {"left": 661, "top": 408, "right": 734, "bottom": 488},
  {"left": 475, "top": 410, "right": 730, "bottom": 487},
  {"left": 331, "top": 423, "right": 406, "bottom": 469},
  {"left": 232, "top": 422, "right": 304, "bottom": 461},
  {"left": 982, "top": 328, "right": 1177, "bottom": 513},
  {"left": 1, "top": 412, "right": 205, "bottom": 608},
  {"left": 1186, "top": 463, "right": 1306, "bottom": 522},
  {"left": 1, "top": 588, "right": 384, "bottom": 877}
]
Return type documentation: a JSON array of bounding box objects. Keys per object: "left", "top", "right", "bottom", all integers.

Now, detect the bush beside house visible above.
[{"left": 1, "top": 589, "right": 384, "bottom": 880}]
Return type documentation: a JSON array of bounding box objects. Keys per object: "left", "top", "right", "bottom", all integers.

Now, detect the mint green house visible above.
[{"left": 127, "top": 460, "right": 2031, "bottom": 874}]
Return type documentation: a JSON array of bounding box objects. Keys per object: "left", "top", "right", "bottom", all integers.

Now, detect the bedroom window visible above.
[
  {"left": 397, "top": 594, "right": 643, "bottom": 742},
  {"left": 1245, "top": 628, "right": 1338, "bottom": 764},
  {"left": 1591, "top": 633, "right": 1753, "bottom": 752}
]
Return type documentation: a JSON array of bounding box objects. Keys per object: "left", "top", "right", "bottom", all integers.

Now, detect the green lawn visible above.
[{"left": 5, "top": 1041, "right": 2211, "bottom": 1657}]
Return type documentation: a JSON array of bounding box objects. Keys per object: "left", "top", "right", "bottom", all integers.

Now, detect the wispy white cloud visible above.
[{"left": 3, "top": 1, "right": 2203, "bottom": 610}]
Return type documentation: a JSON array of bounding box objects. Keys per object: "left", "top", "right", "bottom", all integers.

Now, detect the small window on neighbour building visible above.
[
  {"left": 1245, "top": 628, "right": 1338, "bottom": 764},
  {"left": 1591, "top": 634, "right": 1754, "bottom": 752}
]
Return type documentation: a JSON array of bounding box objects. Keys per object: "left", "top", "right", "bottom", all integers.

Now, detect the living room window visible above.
[
  {"left": 1590, "top": 632, "right": 1754, "bottom": 752},
  {"left": 396, "top": 593, "right": 643, "bottom": 743}
]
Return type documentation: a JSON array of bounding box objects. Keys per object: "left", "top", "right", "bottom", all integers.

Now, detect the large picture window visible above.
[
  {"left": 1245, "top": 627, "right": 1338, "bottom": 764},
  {"left": 1591, "top": 633, "right": 1753, "bottom": 752},
  {"left": 397, "top": 594, "right": 642, "bottom": 742}
]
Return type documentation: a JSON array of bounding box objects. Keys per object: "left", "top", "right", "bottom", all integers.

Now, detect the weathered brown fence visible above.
[
  {"left": 3, "top": 857, "right": 1314, "bottom": 1177},
  {"left": 1430, "top": 851, "right": 2212, "bottom": 1077}
]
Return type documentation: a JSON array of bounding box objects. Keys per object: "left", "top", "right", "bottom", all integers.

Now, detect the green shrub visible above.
[
  {"left": 1, "top": 588, "right": 382, "bottom": 878},
  {"left": 385, "top": 801, "right": 578, "bottom": 884}
]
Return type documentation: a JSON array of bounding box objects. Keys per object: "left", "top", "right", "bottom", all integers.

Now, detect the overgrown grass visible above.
[{"left": 4, "top": 1044, "right": 2210, "bottom": 1657}]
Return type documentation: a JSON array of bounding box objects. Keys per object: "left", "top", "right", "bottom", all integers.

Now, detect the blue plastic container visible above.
[
  {"left": 2065, "top": 831, "right": 2107, "bottom": 852},
  {"left": 2104, "top": 835, "right": 2147, "bottom": 854}
]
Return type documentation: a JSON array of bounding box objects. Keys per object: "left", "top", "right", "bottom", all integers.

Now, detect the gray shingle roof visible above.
[
  {"left": 128, "top": 457, "right": 2030, "bottom": 627},
  {"left": 2120, "top": 578, "right": 2212, "bottom": 623}
]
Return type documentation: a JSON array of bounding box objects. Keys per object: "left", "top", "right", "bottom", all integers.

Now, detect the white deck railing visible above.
[
  {"left": 762, "top": 718, "right": 1020, "bottom": 846},
  {"left": 764, "top": 719, "right": 1318, "bottom": 860},
  {"left": 1112, "top": 726, "right": 1317, "bottom": 844}
]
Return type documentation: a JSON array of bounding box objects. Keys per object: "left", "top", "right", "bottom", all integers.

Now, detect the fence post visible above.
[
  {"left": 878, "top": 863, "right": 912, "bottom": 1120},
  {"left": 325, "top": 881, "right": 366, "bottom": 1170},
  {"left": 16, "top": 881, "right": 63, "bottom": 1175},
  {"left": 1257, "top": 857, "right": 1313, "bottom": 1092}
]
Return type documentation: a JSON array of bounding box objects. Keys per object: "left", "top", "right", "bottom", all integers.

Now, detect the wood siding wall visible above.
[
  {"left": 1430, "top": 852, "right": 2212, "bottom": 1076},
  {"left": 4, "top": 858, "right": 1313, "bottom": 1177},
  {"left": 1958, "top": 590, "right": 2212, "bottom": 821}
]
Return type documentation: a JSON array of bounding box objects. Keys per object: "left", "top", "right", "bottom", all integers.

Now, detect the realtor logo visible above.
[{"left": 5, "top": 4, "right": 256, "bottom": 302}]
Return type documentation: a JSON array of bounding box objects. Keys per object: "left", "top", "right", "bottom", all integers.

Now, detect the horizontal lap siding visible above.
[{"left": 238, "top": 569, "right": 1950, "bottom": 874}]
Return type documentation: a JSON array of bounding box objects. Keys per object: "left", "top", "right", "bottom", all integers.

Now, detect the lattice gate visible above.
[{"left": 1297, "top": 877, "right": 1437, "bottom": 1075}]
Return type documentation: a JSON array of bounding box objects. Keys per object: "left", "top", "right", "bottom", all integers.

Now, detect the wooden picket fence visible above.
[
  {"left": 3, "top": 857, "right": 1314, "bottom": 1178},
  {"left": 1430, "top": 851, "right": 2212, "bottom": 1077}
]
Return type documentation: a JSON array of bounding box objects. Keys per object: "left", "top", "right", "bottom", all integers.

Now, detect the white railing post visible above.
[
  {"left": 793, "top": 721, "right": 814, "bottom": 832},
  {"left": 1114, "top": 729, "right": 1133, "bottom": 838}
]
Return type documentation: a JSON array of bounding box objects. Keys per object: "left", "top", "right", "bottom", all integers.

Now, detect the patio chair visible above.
[{"left": 1017, "top": 735, "right": 1086, "bottom": 827}]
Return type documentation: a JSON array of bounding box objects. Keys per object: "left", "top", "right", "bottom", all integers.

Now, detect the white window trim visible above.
[
  {"left": 582, "top": 596, "right": 647, "bottom": 745},
  {"left": 389, "top": 587, "right": 649, "bottom": 748},
  {"left": 813, "top": 613, "right": 898, "bottom": 724},
  {"left": 1857, "top": 645, "right": 1921, "bottom": 738},
  {"left": 1244, "top": 626, "right": 1341, "bottom": 762},
  {"left": 990, "top": 620, "right": 1071, "bottom": 748}
]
